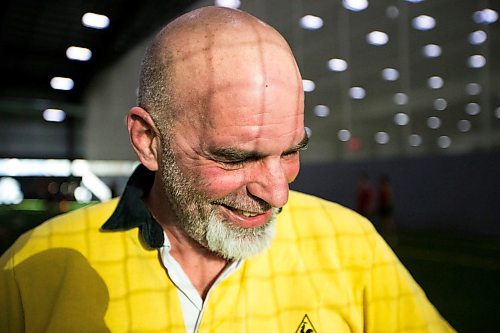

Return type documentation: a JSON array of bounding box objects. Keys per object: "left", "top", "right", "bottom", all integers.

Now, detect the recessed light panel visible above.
[
  {"left": 338, "top": 129, "right": 351, "bottom": 141},
  {"left": 82, "top": 12, "right": 110, "bottom": 29},
  {"left": 43, "top": 108, "right": 66, "bottom": 122},
  {"left": 349, "top": 87, "right": 366, "bottom": 99},
  {"left": 327, "top": 58, "right": 348, "bottom": 72},
  {"left": 50, "top": 77, "right": 74, "bottom": 91},
  {"left": 302, "top": 80, "right": 316, "bottom": 92},
  {"left": 422, "top": 44, "right": 442, "bottom": 58},
  {"left": 366, "top": 31, "right": 389, "bottom": 45},
  {"left": 300, "top": 15, "right": 323, "bottom": 30},
  {"left": 66, "top": 46, "right": 92, "bottom": 61},
  {"left": 342, "top": 0, "right": 368, "bottom": 12},
  {"left": 382, "top": 68, "right": 399, "bottom": 81},
  {"left": 412, "top": 15, "right": 436, "bottom": 30},
  {"left": 214, "top": 0, "right": 241, "bottom": 9}
]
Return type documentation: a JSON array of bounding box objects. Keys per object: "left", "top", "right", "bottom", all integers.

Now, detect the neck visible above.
[{"left": 145, "top": 178, "right": 228, "bottom": 299}]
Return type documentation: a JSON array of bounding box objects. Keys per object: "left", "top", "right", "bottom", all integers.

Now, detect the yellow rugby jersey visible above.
[{"left": 0, "top": 167, "right": 454, "bottom": 332}]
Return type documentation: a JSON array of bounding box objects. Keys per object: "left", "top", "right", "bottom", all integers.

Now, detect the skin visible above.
[{"left": 127, "top": 7, "right": 306, "bottom": 298}]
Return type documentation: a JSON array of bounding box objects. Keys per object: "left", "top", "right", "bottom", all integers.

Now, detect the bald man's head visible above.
[
  {"left": 137, "top": 6, "right": 302, "bottom": 137},
  {"left": 132, "top": 7, "right": 305, "bottom": 259}
]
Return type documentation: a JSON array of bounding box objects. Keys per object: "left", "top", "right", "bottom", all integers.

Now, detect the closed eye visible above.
[
  {"left": 282, "top": 134, "right": 309, "bottom": 157},
  {"left": 211, "top": 150, "right": 261, "bottom": 169}
]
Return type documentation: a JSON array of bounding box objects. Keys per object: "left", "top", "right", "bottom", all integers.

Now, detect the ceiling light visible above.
[
  {"left": 381, "top": 68, "right": 399, "bottom": 81},
  {"left": 313, "top": 105, "right": 330, "bottom": 117},
  {"left": 405, "top": 0, "right": 425, "bottom": 3},
  {"left": 366, "top": 31, "right": 389, "bottom": 45},
  {"left": 300, "top": 15, "right": 323, "bottom": 30},
  {"left": 302, "top": 79, "right": 316, "bottom": 92},
  {"left": 43, "top": 108, "right": 66, "bottom": 122},
  {"left": 394, "top": 113, "right": 410, "bottom": 126},
  {"left": 437, "top": 136, "right": 451, "bottom": 149},
  {"left": 473, "top": 8, "right": 498, "bottom": 24},
  {"left": 465, "top": 103, "right": 480, "bottom": 115},
  {"left": 422, "top": 44, "right": 441, "bottom": 58},
  {"left": 412, "top": 15, "right": 436, "bottom": 30},
  {"left": 468, "top": 30, "right": 487, "bottom": 45},
  {"left": 342, "top": 0, "right": 368, "bottom": 12},
  {"left": 74, "top": 186, "right": 93, "bottom": 203},
  {"left": 428, "top": 76, "right": 444, "bottom": 89},
  {"left": 0, "top": 177, "right": 23, "bottom": 205},
  {"left": 82, "top": 12, "right": 110, "bottom": 29},
  {"left": 375, "top": 132, "right": 390, "bottom": 144},
  {"left": 327, "top": 58, "right": 348, "bottom": 72},
  {"left": 466, "top": 83, "right": 482, "bottom": 95},
  {"left": 305, "top": 127, "right": 313, "bottom": 138},
  {"left": 349, "top": 86, "right": 366, "bottom": 99},
  {"left": 393, "top": 92, "right": 408, "bottom": 105},
  {"left": 427, "top": 116, "right": 441, "bottom": 129},
  {"left": 433, "top": 98, "right": 447, "bottom": 111},
  {"left": 468, "top": 55, "right": 486, "bottom": 68},
  {"left": 50, "top": 77, "right": 74, "bottom": 91},
  {"left": 457, "top": 120, "right": 471, "bottom": 132},
  {"left": 66, "top": 46, "right": 92, "bottom": 61},
  {"left": 214, "top": 0, "right": 241, "bottom": 9},
  {"left": 338, "top": 129, "right": 351, "bottom": 142},
  {"left": 386, "top": 6, "right": 399, "bottom": 19},
  {"left": 409, "top": 134, "right": 422, "bottom": 147}
]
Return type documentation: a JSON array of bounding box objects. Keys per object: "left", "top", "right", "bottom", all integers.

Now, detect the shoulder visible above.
[
  {"left": 1, "top": 199, "right": 120, "bottom": 265},
  {"left": 27, "top": 198, "right": 118, "bottom": 240},
  {"left": 275, "top": 190, "right": 379, "bottom": 266},
  {"left": 282, "top": 190, "right": 374, "bottom": 234}
]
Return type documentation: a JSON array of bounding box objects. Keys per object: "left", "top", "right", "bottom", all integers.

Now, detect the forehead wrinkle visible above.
[
  {"left": 203, "top": 111, "right": 303, "bottom": 138},
  {"left": 203, "top": 125, "right": 305, "bottom": 154},
  {"left": 170, "top": 29, "right": 298, "bottom": 130},
  {"left": 161, "top": 7, "right": 304, "bottom": 151}
]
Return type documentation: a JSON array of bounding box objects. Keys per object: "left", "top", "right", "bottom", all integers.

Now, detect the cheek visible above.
[
  {"left": 197, "top": 167, "right": 247, "bottom": 198},
  {"left": 284, "top": 157, "right": 300, "bottom": 183}
]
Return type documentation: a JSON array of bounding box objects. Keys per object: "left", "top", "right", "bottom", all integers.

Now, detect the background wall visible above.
[
  {"left": 83, "top": 40, "right": 148, "bottom": 160},
  {"left": 292, "top": 149, "right": 500, "bottom": 235}
]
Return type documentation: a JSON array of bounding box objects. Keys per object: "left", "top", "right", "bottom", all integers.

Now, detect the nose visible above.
[{"left": 246, "top": 157, "right": 291, "bottom": 209}]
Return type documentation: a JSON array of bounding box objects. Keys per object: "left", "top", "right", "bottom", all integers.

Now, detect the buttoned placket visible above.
[{"left": 159, "top": 232, "right": 242, "bottom": 333}]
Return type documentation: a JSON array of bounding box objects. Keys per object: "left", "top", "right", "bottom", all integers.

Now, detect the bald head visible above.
[
  {"left": 138, "top": 6, "right": 303, "bottom": 136},
  {"left": 131, "top": 7, "right": 306, "bottom": 259}
]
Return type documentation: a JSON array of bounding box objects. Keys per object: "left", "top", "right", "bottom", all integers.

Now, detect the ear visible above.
[{"left": 127, "top": 106, "right": 160, "bottom": 171}]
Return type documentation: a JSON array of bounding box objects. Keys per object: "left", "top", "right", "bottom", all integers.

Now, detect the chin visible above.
[{"left": 205, "top": 211, "right": 278, "bottom": 260}]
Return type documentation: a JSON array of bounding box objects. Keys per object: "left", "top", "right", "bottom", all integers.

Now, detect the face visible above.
[{"left": 158, "top": 29, "right": 306, "bottom": 260}]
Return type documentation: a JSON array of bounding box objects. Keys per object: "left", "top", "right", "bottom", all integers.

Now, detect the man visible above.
[{"left": 0, "top": 6, "right": 454, "bottom": 332}]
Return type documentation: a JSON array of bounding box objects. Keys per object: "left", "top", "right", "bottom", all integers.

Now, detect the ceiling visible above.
[
  {"left": 0, "top": 0, "right": 196, "bottom": 104},
  {"left": 0, "top": 0, "right": 499, "bottom": 161},
  {"left": 246, "top": 0, "right": 500, "bottom": 160}
]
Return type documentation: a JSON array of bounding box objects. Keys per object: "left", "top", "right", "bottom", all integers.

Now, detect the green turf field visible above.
[{"left": 386, "top": 231, "right": 500, "bottom": 332}]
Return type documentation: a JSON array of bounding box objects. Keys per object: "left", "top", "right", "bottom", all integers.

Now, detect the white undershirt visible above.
[{"left": 159, "top": 232, "right": 242, "bottom": 333}]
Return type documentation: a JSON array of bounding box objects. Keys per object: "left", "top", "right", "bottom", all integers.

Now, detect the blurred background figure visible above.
[
  {"left": 356, "top": 172, "right": 374, "bottom": 219},
  {"left": 377, "top": 174, "right": 396, "bottom": 235}
]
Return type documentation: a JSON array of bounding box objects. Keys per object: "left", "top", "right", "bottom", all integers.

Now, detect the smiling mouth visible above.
[
  {"left": 234, "top": 209, "right": 260, "bottom": 217},
  {"left": 217, "top": 203, "right": 263, "bottom": 217}
]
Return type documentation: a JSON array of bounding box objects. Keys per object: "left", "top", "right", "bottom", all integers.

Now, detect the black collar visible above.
[{"left": 101, "top": 164, "right": 164, "bottom": 248}]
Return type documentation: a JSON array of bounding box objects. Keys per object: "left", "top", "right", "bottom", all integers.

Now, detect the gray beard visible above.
[{"left": 159, "top": 143, "right": 277, "bottom": 260}]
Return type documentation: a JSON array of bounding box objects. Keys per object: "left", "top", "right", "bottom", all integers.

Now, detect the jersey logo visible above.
[{"left": 295, "top": 314, "right": 318, "bottom": 333}]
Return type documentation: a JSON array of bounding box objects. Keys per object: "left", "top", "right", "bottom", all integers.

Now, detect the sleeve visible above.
[
  {"left": 0, "top": 250, "right": 25, "bottom": 333},
  {"left": 364, "top": 231, "right": 456, "bottom": 332}
]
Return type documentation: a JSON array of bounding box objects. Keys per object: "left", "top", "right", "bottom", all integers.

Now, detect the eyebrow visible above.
[
  {"left": 283, "top": 132, "right": 309, "bottom": 155},
  {"left": 211, "top": 131, "right": 309, "bottom": 161}
]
